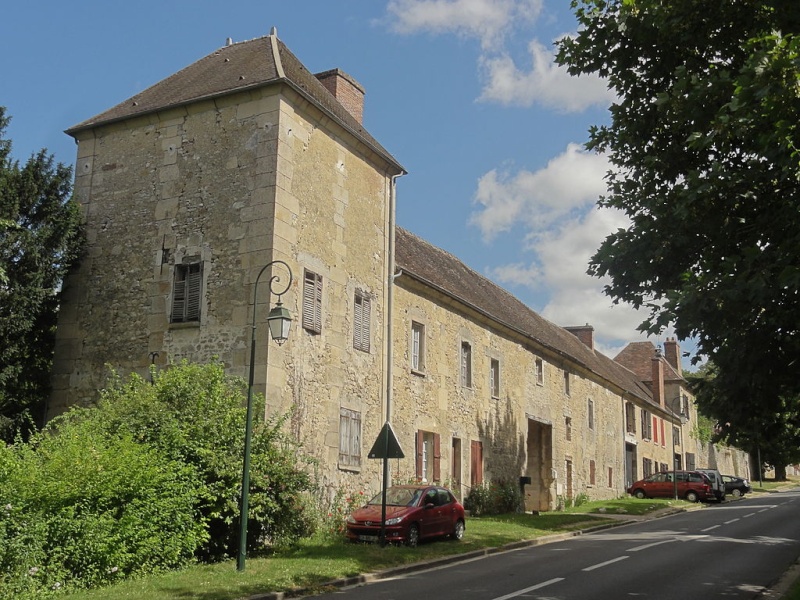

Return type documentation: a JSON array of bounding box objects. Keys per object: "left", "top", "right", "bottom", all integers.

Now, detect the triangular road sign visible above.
[{"left": 368, "top": 422, "right": 405, "bottom": 459}]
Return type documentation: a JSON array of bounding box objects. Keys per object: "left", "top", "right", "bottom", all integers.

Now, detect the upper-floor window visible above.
[
  {"left": 534, "top": 358, "right": 544, "bottom": 385},
  {"left": 588, "top": 399, "right": 595, "bottom": 430},
  {"left": 460, "top": 341, "right": 472, "bottom": 388},
  {"left": 625, "top": 402, "right": 636, "bottom": 434},
  {"left": 563, "top": 370, "right": 570, "bottom": 395},
  {"left": 641, "top": 408, "right": 652, "bottom": 440},
  {"left": 490, "top": 359, "right": 500, "bottom": 398},
  {"left": 589, "top": 460, "right": 596, "bottom": 485},
  {"left": 353, "top": 290, "right": 370, "bottom": 352},
  {"left": 302, "top": 270, "right": 323, "bottom": 334},
  {"left": 565, "top": 416, "right": 572, "bottom": 441},
  {"left": 171, "top": 262, "right": 202, "bottom": 323},
  {"left": 411, "top": 321, "right": 425, "bottom": 372}
]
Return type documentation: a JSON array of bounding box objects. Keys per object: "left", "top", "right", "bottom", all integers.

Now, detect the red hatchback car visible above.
[
  {"left": 627, "top": 470, "right": 714, "bottom": 502},
  {"left": 346, "top": 484, "right": 466, "bottom": 547}
]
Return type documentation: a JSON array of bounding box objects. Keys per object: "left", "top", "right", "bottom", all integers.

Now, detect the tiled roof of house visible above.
[
  {"left": 66, "top": 34, "right": 403, "bottom": 173},
  {"left": 614, "top": 341, "right": 684, "bottom": 384},
  {"left": 395, "top": 227, "right": 658, "bottom": 406}
]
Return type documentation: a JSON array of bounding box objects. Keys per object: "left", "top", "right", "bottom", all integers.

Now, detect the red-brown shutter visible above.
[
  {"left": 433, "top": 433, "right": 441, "bottom": 482},
  {"left": 416, "top": 430, "right": 424, "bottom": 481}
]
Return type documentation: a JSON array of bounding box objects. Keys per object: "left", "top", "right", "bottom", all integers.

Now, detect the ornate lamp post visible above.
[
  {"left": 237, "top": 260, "right": 292, "bottom": 572},
  {"left": 670, "top": 394, "right": 688, "bottom": 500}
]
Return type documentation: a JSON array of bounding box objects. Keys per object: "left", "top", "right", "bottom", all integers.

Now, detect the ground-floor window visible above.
[
  {"left": 416, "top": 430, "right": 440, "bottom": 482},
  {"left": 470, "top": 440, "right": 483, "bottom": 486}
]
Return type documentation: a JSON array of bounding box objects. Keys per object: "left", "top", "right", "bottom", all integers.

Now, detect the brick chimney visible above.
[
  {"left": 652, "top": 349, "right": 665, "bottom": 408},
  {"left": 663, "top": 337, "right": 682, "bottom": 376},
  {"left": 565, "top": 324, "right": 594, "bottom": 351},
  {"left": 315, "top": 68, "right": 365, "bottom": 124}
]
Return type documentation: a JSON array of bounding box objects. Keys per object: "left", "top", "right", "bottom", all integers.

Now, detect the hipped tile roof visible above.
[
  {"left": 395, "top": 227, "right": 659, "bottom": 407},
  {"left": 66, "top": 34, "right": 404, "bottom": 173}
]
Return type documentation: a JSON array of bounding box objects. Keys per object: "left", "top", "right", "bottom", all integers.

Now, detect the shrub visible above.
[
  {"left": 91, "top": 361, "right": 315, "bottom": 558},
  {"left": 464, "top": 480, "right": 523, "bottom": 516},
  {"left": 0, "top": 424, "right": 203, "bottom": 599}
]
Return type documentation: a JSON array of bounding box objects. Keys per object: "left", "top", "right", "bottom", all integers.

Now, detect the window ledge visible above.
[
  {"left": 411, "top": 369, "right": 426, "bottom": 378},
  {"left": 169, "top": 321, "right": 200, "bottom": 330}
]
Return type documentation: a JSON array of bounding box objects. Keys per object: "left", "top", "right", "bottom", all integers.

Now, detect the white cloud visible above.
[
  {"left": 470, "top": 143, "right": 608, "bottom": 242},
  {"left": 385, "top": 0, "right": 542, "bottom": 50},
  {"left": 478, "top": 39, "right": 614, "bottom": 111}
]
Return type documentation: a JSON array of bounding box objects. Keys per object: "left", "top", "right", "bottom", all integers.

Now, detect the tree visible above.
[
  {"left": 556, "top": 2, "right": 800, "bottom": 415},
  {"left": 0, "top": 107, "right": 83, "bottom": 440},
  {"left": 688, "top": 363, "right": 800, "bottom": 481}
]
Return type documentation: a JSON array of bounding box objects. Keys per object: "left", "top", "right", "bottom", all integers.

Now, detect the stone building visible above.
[{"left": 50, "top": 31, "right": 748, "bottom": 508}]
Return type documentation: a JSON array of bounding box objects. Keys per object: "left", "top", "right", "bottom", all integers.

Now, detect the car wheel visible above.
[
  {"left": 406, "top": 524, "right": 420, "bottom": 548},
  {"left": 634, "top": 489, "right": 646, "bottom": 499},
  {"left": 452, "top": 519, "right": 465, "bottom": 541},
  {"left": 685, "top": 490, "right": 699, "bottom": 503},
  {"left": 732, "top": 489, "right": 742, "bottom": 498}
]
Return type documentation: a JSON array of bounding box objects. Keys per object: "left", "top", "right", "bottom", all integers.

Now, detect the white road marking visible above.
[
  {"left": 744, "top": 512, "right": 756, "bottom": 518},
  {"left": 725, "top": 518, "right": 741, "bottom": 524},
  {"left": 701, "top": 525, "right": 721, "bottom": 532},
  {"left": 627, "top": 540, "right": 674, "bottom": 552},
  {"left": 583, "top": 556, "right": 629, "bottom": 571},
  {"left": 490, "top": 578, "right": 565, "bottom": 600}
]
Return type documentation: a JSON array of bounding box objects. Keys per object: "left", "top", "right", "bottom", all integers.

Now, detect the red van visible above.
[{"left": 627, "top": 471, "right": 714, "bottom": 502}]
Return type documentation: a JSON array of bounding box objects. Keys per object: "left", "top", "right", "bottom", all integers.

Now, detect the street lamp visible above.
[
  {"left": 237, "top": 260, "right": 293, "bottom": 572},
  {"left": 670, "top": 394, "right": 688, "bottom": 500}
]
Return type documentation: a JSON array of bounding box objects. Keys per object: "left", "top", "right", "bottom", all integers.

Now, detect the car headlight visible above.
[
  {"left": 346, "top": 515, "right": 357, "bottom": 524},
  {"left": 385, "top": 516, "right": 404, "bottom": 525}
]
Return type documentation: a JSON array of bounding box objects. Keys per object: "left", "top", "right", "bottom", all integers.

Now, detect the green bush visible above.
[
  {"left": 464, "top": 480, "right": 523, "bottom": 516},
  {"left": 0, "top": 424, "right": 203, "bottom": 599},
  {"left": 92, "top": 362, "right": 315, "bottom": 558}
]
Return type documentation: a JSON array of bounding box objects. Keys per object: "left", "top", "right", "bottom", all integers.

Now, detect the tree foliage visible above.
[
  {"left": 0, "top": 107, "right": 83, "bottom": 439},
  {"left": 556, "top": 3, "right": 800, "bottom": 415}
]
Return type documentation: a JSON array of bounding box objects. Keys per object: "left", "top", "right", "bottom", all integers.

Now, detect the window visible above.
[
  {"left": 416, "top": 431, "right": 440, "bottom": 482},
  {"left": 535, "top": 358, "right": 544, "bottom": 385},
  {"left": 563, "top": 370, "right": 570, "bottom": 395},
  {"left": 641, "top": 409, "right": 652, "bottom": 440},
  {"left": 686, "top": 452, "right": 696, "bottom": 471},
  {"left": 660, "top": 420, "right": 666, "bottom": 447},
  {"left": 608, "top": 467, "right": 614, "bottom": 488},
  {"left": 653, "top": 416, "right": 659, "bottom": 444},
  {"left": 673, "top": 426, "right": 681, "bottom": 447},
  {"left": 302, "top": 270, "right": 323, "bottom": 333},
  {"left": 460, "top": 341, "right": 472, "bottom": 388},
  {"left": 643, "top": 457, "right": 653, "bottom": 477},
  {"left": 625, "top": 402, "right": 636, "bottom": 434},
  {"left": 452, "top": 438, "right": 462, "bottom": 488},
  {"left": 589, "top": 460, "right": 596, "bottom": 486},
  {"left": 171, "top": 263, "right": 202, "bottom": 323},
  {"left": 339, "top": 408, "right": 361, "bottom": 469},
  {"left": 565, "top": 416, "right": 572, "bottom": 441},
  {"left": 490, "top": 359, "right": 500, "bottom": 398},
  {"left": 470, "top": 440, "right": 483, "bottom": 486},
  {"left": 411, "top": 321, "right": 425, "bottom": 372},
  {"left": 588, "top": 399, "right": 595, "bottom": 430},
  {"left": 353, "top": 291, "right": 370, "bottom": 352}
]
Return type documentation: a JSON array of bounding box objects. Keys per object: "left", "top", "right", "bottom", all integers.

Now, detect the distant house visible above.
[{"left": 50, "top": 31, "right": 748, "bottom": 507}]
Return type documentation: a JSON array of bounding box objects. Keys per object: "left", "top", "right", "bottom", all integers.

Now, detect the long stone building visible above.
[{"left": 50, "top": 31, "right": 749, "bottom": 508}]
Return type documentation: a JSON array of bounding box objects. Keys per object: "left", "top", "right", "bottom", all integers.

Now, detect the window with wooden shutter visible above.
[
  {"left": 338, "top": 408, "right": 361, "bottom": 468},
  {"left": 470, "top": 440, "right": 483, "bottom": 486},
  {"left": 171, "top": 263, "right": 202, "bottom": 323},
  {"left": 411, "top": 321, "right": 425, "bottom": 372},
  {"left": 302, "top": 270, "right": 322, "bottom": 333},
  {"left": 460, "top": 342, "right": 472, "bottom": 388},
  {"left": 353, "top": 291, "right": 370, "bottom": 352}
]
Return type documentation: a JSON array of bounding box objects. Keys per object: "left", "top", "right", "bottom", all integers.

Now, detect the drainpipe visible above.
[{"left": 385, "top": 173, "right": 402, "bottom": 425}]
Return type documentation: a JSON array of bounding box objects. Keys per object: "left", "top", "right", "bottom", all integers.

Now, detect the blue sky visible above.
[{"left": 2, "top": 0, "right": 689, "bottom": 362}]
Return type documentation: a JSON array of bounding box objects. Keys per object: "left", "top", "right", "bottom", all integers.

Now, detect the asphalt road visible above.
[{"left": 311, "top": 490, "right": 800, "bottom": 600}]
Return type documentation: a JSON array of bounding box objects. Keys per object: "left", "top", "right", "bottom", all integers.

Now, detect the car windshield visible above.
[{"left": 368, "top": 487, "right": 424, "bottom": 506}]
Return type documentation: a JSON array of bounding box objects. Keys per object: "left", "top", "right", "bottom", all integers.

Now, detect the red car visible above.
[
  {"left": 346, "top": 484, "right": 466, "bottom": 547},
  {"left": 627, "top": 471, "right": 714, "bottom": 502}
]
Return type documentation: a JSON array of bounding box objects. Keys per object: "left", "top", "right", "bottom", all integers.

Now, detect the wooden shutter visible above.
[
  {"left": 353, "top": 292, "right": 370, "bottom": 352},
  {"left": 185, "top": 264, "right": 202, "bottom": 321},
  {"left": 433, "top": 433, "right": 441, "bottom": 482},
  {"left": 470, "top": 440, "right": 483, "bottom": 486},
  {"left": 303, "top": 270, "right": 322, "bottom": 333},
  {"left": 171, "top": 272, "right": 186, "bottom": 321}
]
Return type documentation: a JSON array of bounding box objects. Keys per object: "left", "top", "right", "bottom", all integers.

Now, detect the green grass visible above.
[
  {"left": 63, "top": 511, "right": 618, "bottom": 600},
  {"left": 564, "top": 496, "right": 693, "bottom": 516}
]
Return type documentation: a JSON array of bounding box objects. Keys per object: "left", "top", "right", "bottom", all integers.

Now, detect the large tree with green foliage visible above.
[
  {"left": 0, "top": 107, "right": 83, "bottom": 439},
  {"left": 556, "top": 2, "right": 800, "bottom": 417}
]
